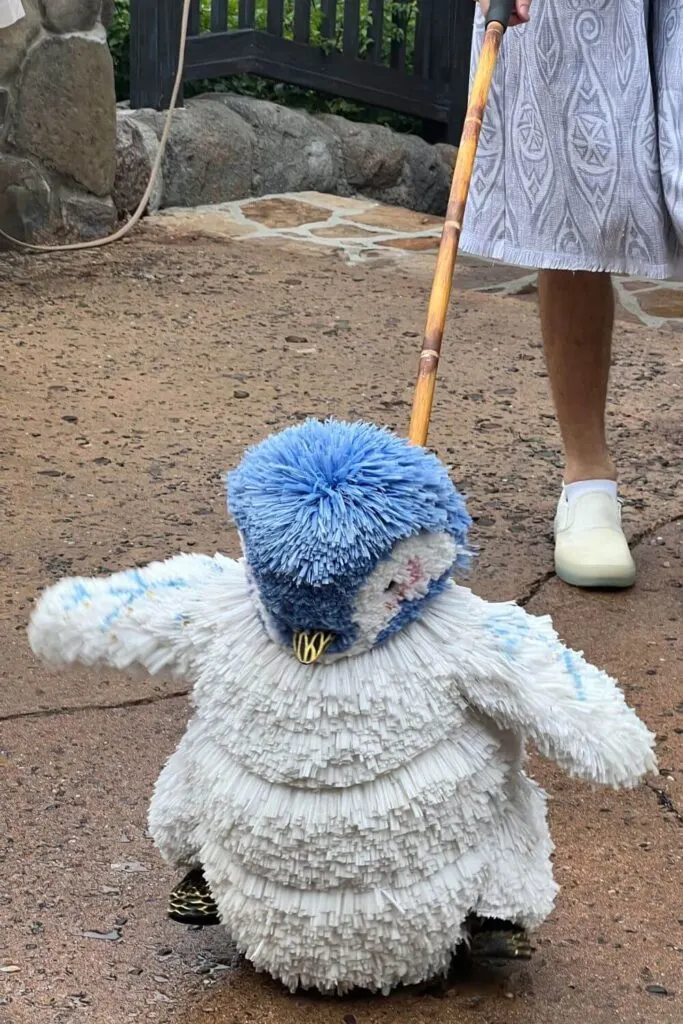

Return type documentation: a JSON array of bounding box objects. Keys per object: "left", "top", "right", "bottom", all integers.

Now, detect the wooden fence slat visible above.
[
  {"left": 429, "top": 0, "right": 451, "bottom": 81},
  {"left": 367, "top": 0, "right": 384, "bottom": 63},
  {"left": 293, "top": 0, "right": 311, "bottom": 44},
  {"left": 211, "top": 0, "right": 228, "bottom": 32},
  {"left": 446, "top": 0, "right": 475, "bottom": 141},
  {"left": 414, "top": 0, "right": 431, "bottom": 77},
  {"left": 321, "top": 0, "right": 337, "bottom": 40},
  {"left": 342, "top": 0, "right": 360, "bottom": 57},
  {"left": 389, "top": 5, "right": 408, "bottom": 72},
  {"left": 188, "top": 0, "right": 201, "bottom": 36},
  {"left": 238, "top": 0, "right": 256, "bottom": 28},
  {"left": 267, "top": 0, "right": 284, "bottom": 35},
  {"left": 130, "top": 0, "right": 184, "bottom": 110}
]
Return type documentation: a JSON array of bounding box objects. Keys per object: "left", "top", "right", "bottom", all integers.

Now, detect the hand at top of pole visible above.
[{"left": 478, "top": 0, "right": 532, "bottom": 28}]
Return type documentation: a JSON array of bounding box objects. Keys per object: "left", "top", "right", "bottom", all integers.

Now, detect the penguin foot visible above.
[
  {"left": 168, "top": 867, "right": 220, "bottom": 927},
  {"left": 465, "top": 916, "right": 534, "bottom": 965}
]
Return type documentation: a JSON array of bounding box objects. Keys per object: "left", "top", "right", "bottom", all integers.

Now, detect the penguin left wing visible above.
[
  {"left": 433, "top": 586, "right": 657, "bottom": 788},
  {"left": 28, "top": 552, "right": 244, "bottom": 678}
]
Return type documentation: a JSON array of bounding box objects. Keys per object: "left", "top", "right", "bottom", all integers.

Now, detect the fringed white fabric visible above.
[{"left": 28, "top": 554, "right": 657, "bottom": 994}]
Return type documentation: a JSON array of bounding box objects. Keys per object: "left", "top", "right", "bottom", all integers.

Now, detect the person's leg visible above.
[
  {"left": 538, "top": 270, "right": 616, "bottom": 484},
  {"left": 459, "top": 2, "right": 673, "bottom": 589},
  {"left": 539, "top": 269, "right": 635, "bottom": 588}
]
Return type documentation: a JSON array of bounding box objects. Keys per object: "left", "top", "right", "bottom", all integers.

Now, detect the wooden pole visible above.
[{"left": 408, "top": 10, "right": 510, "bottom": 447}]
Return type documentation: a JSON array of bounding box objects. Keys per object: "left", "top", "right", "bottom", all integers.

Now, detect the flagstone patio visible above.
[{"left": 148, "top": 191, "right": 683, "bottom": 331}]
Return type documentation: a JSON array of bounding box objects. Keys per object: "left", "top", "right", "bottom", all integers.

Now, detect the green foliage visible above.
[
  {"left": 108, "top": 0, "right": 421, "bottom": 133},
  {"left": 108, "top": 0, "right": 132, "bottom": 100}
]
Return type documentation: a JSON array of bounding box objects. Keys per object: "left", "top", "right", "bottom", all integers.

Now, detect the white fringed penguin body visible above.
[{"left": 28, "top": 420, "right": 656, "bottom": 995}]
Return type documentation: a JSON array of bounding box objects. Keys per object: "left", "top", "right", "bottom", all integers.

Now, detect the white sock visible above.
[{"left": 564, "top": 479, "right": 618, "bottom": 505}]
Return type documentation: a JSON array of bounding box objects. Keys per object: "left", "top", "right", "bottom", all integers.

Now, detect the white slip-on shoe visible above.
[{"left": 554, "top": 486, "right": 636, "bottom": 589}]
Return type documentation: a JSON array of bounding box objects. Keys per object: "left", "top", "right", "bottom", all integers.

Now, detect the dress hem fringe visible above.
[{"left": 459, "top": 233, "right": 683, "bottom": 283}]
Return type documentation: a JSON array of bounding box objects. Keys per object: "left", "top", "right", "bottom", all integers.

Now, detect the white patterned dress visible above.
[{"left": 461, "top": 1, "right": 683, "bottom": 279}]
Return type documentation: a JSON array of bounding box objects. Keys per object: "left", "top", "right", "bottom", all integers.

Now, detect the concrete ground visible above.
[
  {"left": 0, "top": 198, "right": 681, "bottom": 1024},
  {"left": 151, "top": 191, "right": 683, "bottom": 330}
]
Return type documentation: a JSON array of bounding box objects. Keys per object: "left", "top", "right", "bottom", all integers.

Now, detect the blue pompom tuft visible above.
[{"left": 227, "top": 418, "right": 470, "bottom": 587}]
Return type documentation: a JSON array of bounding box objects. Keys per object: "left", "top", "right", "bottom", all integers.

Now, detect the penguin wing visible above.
[
  {"left": 28, "top": 552, "right": 244, "bottom": 678},
  {"left": 430, "top": 586, "right": 657, "bottom": 789}
]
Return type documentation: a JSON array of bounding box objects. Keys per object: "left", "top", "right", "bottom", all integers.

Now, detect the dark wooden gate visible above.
[{"left": 129, "top": 0, "right": 474, "bottom": 142}]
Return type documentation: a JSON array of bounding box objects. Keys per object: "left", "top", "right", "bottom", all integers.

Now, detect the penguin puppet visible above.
[{"left": 28, "top": 418, "right": 656, "bottom": 995}]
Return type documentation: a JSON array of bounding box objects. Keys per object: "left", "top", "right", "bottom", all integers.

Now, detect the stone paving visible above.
[
  {"left": 150, "top": 191, "right": 683, "bottom": 330},
  {"left": 2, "top": 213, "right": 681, "bottom": 1024}
]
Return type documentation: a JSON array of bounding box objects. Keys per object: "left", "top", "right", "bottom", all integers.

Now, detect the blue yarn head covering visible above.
[{"left": 227, "top": 418, "right": 470, "bottom": 653}]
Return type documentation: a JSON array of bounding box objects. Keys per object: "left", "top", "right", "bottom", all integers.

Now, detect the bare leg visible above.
[
  {"left": 538, "top": 270, "right": 616, "bottom": 484},
  {"left": 540, "top": 270, "right": 635, "bottom": 587}
]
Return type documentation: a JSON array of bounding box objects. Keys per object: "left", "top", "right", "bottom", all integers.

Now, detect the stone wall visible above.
[
  {"left": 116, "top": 95, "right": 458, "bottom": 221},
  {"left": 0, "top": 6, "right": 456, "bottom": 247},
  {"left": 0, "top": 0, "right": 116, "bottom": 245}
]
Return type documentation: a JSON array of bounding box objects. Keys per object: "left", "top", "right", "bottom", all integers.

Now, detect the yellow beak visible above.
[{"left": 293, "top": 630, "right": 335, "bottom": 664}]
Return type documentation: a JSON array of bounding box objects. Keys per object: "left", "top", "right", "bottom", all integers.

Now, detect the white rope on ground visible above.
[{"left": 0, "top": 0, "right": 192, "bottom": 253}]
